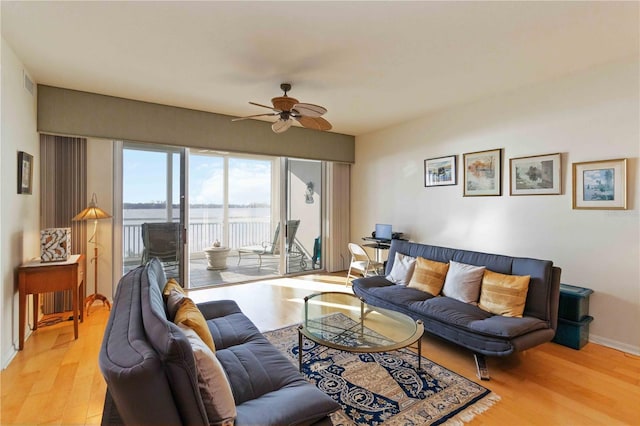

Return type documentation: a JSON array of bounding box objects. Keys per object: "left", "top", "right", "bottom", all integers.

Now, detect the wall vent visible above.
[{"left": 23, "top": 70, "right": 34, "bottom": 96}]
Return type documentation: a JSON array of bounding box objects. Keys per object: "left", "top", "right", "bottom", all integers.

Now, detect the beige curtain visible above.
[
  {"left": 40, "top": 134, "right": 87, "bottom": 313},
  {"left": 325, "top": 162, "right": 351, "bottom": 272}
]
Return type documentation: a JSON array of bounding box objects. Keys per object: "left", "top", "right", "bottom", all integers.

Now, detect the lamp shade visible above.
[{"left": 72, "top": 193, "right": 111, "bottom": 221}]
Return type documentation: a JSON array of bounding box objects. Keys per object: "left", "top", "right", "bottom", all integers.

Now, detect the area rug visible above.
[{"left": 264, "top": 314, "right": 499, "bottom": 425}]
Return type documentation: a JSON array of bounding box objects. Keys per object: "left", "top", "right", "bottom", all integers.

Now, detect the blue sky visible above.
[{"left": 123, "top": 149, "right": 271, "bottom": 205}]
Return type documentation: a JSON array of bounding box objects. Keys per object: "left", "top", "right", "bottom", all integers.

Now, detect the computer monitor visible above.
[{"left": 375, "top": 224, "right": 392, "bottom": 241}]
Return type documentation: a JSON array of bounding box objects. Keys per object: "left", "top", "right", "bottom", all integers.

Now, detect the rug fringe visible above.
[{"left": 443, "top": 393, "right": 501, "bottom": 425}]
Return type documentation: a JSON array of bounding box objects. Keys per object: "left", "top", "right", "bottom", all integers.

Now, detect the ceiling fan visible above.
[{"left": 232, "top": 83, "right": 332, "bottom": 133}]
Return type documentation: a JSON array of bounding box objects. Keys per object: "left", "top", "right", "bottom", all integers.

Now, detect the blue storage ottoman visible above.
[
  {"left": 553, "top": 316, "right": 594, "bottom": 350},
  {"left": 558, "top": 283, "right": 593, "bottom": 321}
]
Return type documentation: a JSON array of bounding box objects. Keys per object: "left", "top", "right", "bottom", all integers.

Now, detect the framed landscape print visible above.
[
  {"left": 17, "top": 151, "right": 33, "bottom": 195},
  {"left": 463, "top": 149, "right": 502, "bottom": 196},
  {"left": 510, "top": 153, "right": 561, "bottom": 196},
  {"left": 424, "top": 155, "right": 457, "bottom": 187},
  {"left": 573, "top": 158, "right": 627, "bottom": 210}
]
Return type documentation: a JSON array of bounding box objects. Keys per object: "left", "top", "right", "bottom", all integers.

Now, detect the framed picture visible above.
[
  {"left": 424, "top": 155, "right": 457, "bottom": 187},
  {"left": 510, "top": 153, "right": 561, "bottom": 196},
  {"left": 463, "top": 149, "right": 502, "bottom": 196},
  {"left": 573, "top": 158, "right": 627, "bottom": 210},
  {"left": 17, "top": 151, "right": 33, "bottom": 195}
]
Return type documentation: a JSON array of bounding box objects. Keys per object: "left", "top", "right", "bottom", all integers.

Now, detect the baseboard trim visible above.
[{"left": 589, "top": 334, "right": 640, "bottom": 356}]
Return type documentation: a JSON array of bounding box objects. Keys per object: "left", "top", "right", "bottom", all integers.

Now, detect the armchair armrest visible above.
[{"left": 197, "top": 300, "right": 242, "bottom": 320}]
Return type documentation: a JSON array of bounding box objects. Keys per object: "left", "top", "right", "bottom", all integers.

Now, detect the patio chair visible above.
[
  {"left": 237, "top": 220, "right": 300, "bottom": 268},
  {"left": 346, "top": 242, "right": 384, "bottom": 285},
  {"left": 141, "top": 222, "right": 181, "bottom": 278}
]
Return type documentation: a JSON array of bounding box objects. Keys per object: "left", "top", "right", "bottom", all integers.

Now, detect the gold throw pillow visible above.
[
  {"left": 479, "top": 270, "right": 530, "bottom": 317},
  {"left": 407, "top": 257, "right": 449, "bottom": 296},
  {"left": 174, "top": 298, "right": 216, "bottom": 352}
]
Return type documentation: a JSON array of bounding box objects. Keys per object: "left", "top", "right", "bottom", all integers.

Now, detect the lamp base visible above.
[{"left": 85, "top": 293, "right": 111, "bottom": 315}]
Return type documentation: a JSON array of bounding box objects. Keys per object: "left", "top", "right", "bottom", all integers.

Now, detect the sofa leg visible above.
[{"left": 474, "top": 353, "right": 490, "bottom": 381}]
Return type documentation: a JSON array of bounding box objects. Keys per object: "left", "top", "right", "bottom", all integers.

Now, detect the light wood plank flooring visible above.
[{"left": 2, "top": 273, "right": 639, "bottom": 425}]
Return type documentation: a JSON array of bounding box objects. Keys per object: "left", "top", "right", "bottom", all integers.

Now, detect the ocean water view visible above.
[{"left": 123, "top": 207, "right": 271, "bottom": 225}]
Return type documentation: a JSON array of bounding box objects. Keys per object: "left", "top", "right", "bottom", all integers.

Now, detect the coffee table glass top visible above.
[{"left": 300, "top": 291, "right": 423, "bottom": 353}]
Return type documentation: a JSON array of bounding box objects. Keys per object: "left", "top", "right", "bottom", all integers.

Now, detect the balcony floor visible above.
[{"left": 188, "top": 253, "right": 313, "bottom": 289}]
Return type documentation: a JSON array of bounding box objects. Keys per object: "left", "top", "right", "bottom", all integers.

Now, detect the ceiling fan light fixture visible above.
[
  {"left": 234, "top": 83, "right": 331, "bottom": 133},
  {"left": 272, "top": 118, "right": 293, "bottom": 133}
]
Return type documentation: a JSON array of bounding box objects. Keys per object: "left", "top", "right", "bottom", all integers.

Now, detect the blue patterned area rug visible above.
[{"left": 264, "top": 314, "right": 499, "bottom": 425}]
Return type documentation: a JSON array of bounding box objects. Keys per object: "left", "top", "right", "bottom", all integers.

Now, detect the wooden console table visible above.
[{"left": 17, "top": 254, "right": 85, "bottom": 350}]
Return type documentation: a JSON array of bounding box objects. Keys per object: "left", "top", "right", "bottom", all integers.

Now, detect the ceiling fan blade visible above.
[
  {"left": 272, "top": 118, "right": 293, "bottom": 133},
  {"left": 292, "top": 103, "right": 327, "bottom": 118},
  {"left": 249, "top": 101, "right": 281, "bottom": 112},
  {"left": 296, "top": 116, "right": 332, "bottom": 131},
  {"left": 231, "top": 113, "right": 278, "bottom": 121},
  {"left": 271, "top": 96, "right": 299, "bottom": 112}
]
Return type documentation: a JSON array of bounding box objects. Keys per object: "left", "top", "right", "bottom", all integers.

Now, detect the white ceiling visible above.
[{"left": 2, "top": 1, "right": 638, "bottom": 136}]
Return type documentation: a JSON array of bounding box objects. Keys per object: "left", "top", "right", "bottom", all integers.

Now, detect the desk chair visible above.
[{"left": 346, "top": 243, "right": 384, "bottom": 285}]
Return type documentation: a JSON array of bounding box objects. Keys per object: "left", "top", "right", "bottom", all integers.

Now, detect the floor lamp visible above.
[{"left": 73, "top": 193, "right": 112, "bottom": 314}]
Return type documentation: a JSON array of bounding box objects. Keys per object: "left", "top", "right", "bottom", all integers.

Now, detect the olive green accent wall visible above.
[{"left": 37, "top": 85, "right": 354, "bottom": 163}]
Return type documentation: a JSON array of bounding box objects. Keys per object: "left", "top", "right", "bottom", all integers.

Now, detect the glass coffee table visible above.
[{"left": 298, "top": 291, "right": 424, "bottom": 371}]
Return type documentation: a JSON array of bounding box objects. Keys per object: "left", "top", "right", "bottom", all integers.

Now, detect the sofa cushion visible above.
[
  {"left": 408, "top": 257, "right": 449, "bottom": 296},
  {"left": 386, "top": 252, "right": 416, "bottom": 285},
  {"left": 178, "top": 324, "right": 236, "bottom": 426},
  {"left": 442, "top": 260, "right": 485, "bottom": 303},
  {"left": 175, "top": 297, "right": 217, "bottom": 352},
  {"left": 479, "top": 270, "right": 530, "bottom": 317},
  {"left": 414, "top": 296, "right": 547, "bottom": 339}
]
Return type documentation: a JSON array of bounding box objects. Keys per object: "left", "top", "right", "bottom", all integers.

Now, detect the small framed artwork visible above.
[
  {"left": 463, "top": 148, "right": 502, "bottom": 196},
  {"left": 17, "top": 151, "right": 33, "bottom": 195},
  {"left": 424, "top": 155, "right": 457, "bottom": 187},
  {"left": 510, "top": 153, "right": 562, "bottom": 196},
  {"left": 573, "top": 158, "right": 627, "bottom": 210}
]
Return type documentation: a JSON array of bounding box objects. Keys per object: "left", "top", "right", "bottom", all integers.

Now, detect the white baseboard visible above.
[{"left": 589, "top": 334, "right": 640, "bottom": 356}]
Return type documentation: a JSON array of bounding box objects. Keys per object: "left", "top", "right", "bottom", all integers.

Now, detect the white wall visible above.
[
  {"left": 1, "top": 38, "right": 40, "bottom": 368},
  {"left": 86, "top": 139, "right": 114, "bottom": 304},
  {"left": 352, "top": 59, "right": 640, "bottom": 354}
]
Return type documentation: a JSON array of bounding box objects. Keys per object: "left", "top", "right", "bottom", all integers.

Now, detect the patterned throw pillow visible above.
[
  {"left": 178, "top": 324, "right": 236, "bottom": 425},
  {"left": 441, "top": 260, "right": 486, "bottom": 304},
  {"left": 385, "top": 252, "right": 417, "bottom": 285},
  {"left": 479, "top": 270, "right": 530, "bottom": 317},
  {"left": 407, "top": 257, "right": 449, "bottom": 296},
  {"left": 174, "top": 298, "right": 216, "bottom": 353}
]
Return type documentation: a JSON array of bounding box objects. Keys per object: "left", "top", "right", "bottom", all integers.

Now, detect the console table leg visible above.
[{"left": 418, "top": 337, "right": 422, "bottom": 370}]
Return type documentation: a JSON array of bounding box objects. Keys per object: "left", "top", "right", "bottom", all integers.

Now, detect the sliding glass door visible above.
[
  {"left": 119, "top": 144, "right": 325, "bottom": 288},
  {"left": 121, "top": 144, "right": 185, "bottom": 282}
]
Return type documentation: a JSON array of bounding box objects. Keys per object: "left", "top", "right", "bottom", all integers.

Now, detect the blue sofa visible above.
[
  {"left": 352, "top": 240, "right": 561, "bottom": 380},
  {"left": 99, "top": 258, "right": 339, "bottom": 425}
]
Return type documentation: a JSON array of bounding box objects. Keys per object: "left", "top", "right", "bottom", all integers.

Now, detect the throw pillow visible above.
[
  {"left": 178, "top": 324, "right": 236, "bottom": 425},
  {"left": 385, "top": 252, "right": 416, "bottom": 285},
  {"left": 441, "top": 260, "right": 486, "bottom": 304},
  {"left": 407, "top": 257, "right": 449, "bottom": 296},
  {"left": 163, "top": 278, "right": 185, "bottom": 299},
  {"left": 165, "top": 288, "right": 186, "bottom": 321},
  {"left": 479, "top": 270, "right": 531, "bottom": 317},
  {"left": 174, "top": 298, "right": 216, "bottom": 353}
]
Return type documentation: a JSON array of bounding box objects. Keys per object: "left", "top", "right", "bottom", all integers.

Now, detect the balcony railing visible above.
[{"left": 123, "top": 220, "right": 271, "bottom": 262}]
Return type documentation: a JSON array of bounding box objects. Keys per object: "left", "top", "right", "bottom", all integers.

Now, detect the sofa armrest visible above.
[{"left": 197, "top": 300, "right": 242, "bottom": 320}]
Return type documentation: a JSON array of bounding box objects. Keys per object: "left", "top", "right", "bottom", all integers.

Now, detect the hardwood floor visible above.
[{"left": 2, "top": 273, "right": 639, "bottom": 425}]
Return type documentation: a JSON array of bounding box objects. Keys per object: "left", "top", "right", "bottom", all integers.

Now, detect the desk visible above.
[
  {"left": 362, "top": 238, "right": 391, "bottom": 262},
  {"left": 18, "top": 254, "right": 85, "bottom": 350}
]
